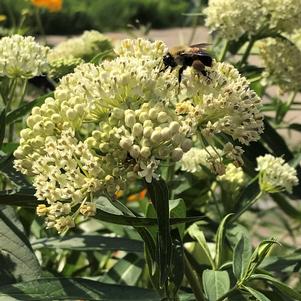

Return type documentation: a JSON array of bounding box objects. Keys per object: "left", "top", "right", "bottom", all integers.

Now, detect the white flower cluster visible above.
[
  {"left": 181, "top": 146, "right": 245, "bottom": 177},
  {"left": 179, "top": 62, "right": 264, "bottom": 145},
  {"left": 0, "top": 35, "right": 49, "bottom": 78},
  {"left": 259, "top": 38, "right": 301, "bottom": 92},
  {"left": 204, "top": 0, "right": 301, "bottom": 40},
  {"left": 204, "top": 0, "right": 263, "bottom": 41},
  {"left": 218, "top": 163, "right": 246, "bottom": 186},
  {"left": 256, "top": 154, "right": 299, "bottom": 193},
  {"left": 48, "top": 30, "right": 112, "bottom": 62},
  {"left": 14, "top": 38, "right": 263, "bottom": 231},
  {"left": 262, "top": 0, "right": 301, "bottom": 33}
]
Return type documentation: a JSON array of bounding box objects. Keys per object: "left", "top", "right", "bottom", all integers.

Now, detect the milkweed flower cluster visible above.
[
  {"left": 204, "top": 0, "right": 301, "bottom": 41},
  {"left": 259, "top": 38, "right": 301, "bottom": 92},
  {"left": 48, "top": 30, "right": 113, "bottom": 62},
  {"left": 48, "top": 31, "right": 113, "bottom": 79},
  {"left": 14, "top": 38, "right": 263, "bottom": 232},
  {"left": 256, "top": 154, "right": 299, "bottom": 193},
  {"left": 0, "top": 35, "right": 49, "bottom": 79},
  {"left": 204, "top": 0, "right": 263, "bottom": 41}
]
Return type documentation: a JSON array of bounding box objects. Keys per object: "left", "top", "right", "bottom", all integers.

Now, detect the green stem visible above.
[
  {"left": 218, "top": 40, "right": 229, "bottom": 62},
  {"left": 35, "top": 8, "right": 46, "bottom": 44},
  {"left": 238, "top": 38, "right": 255, "bottom": 68},
  {"left": 184, "top": 253, "right": 205, "bottom": 301},
  {"left": 215, "top": 285, "right": 238, "bottom": 301},
  {"left": 188, "top": 14, "right": 199, "bottom": 45},
  {"left": 230, "top": 191, "right": 263, "bottom": 224}
]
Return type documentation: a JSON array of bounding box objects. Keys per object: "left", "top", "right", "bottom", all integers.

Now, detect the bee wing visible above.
[{"left": 189, "top": 43, "right": 211, "bottom": 49}]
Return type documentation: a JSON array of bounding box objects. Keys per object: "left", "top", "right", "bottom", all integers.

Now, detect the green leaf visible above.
[
  {"left": 244, "top": 239, "right": 279, "bottom": 280},
  {"left": 249, "top": 274, "right": 301, "bottom": 299},
  {"left": 170, "top": 198, "right": 186, "bottom": 236},
  {"left": 288, "top": 123, "right": 301, "bottom": 132},
  {"left": 243, "top": 286, "right": 271, "bottom": 301},
  {"left": 233, "top": 234, "right": 252, "bottom": 281},
  {"left": 95, "top": 197, "right": 203, "bottom": 227},
  {"left": 0, "top": 206, "right": 41, "bottom": 285},
  {"left": 202, "top": 270, "right": 230, "bottom": 301},
  {"left": 215, "top": 214, "right": 233, "bottom": 269},
  {"left": 0, "top": 155, "right": 32, "bottom": 189},
  {"left": 187, "top": 223, "right": 215, "bottom": 269},
  {"left": 0, "top": 189, "right": 38, "bottom": 207},
  {"left": 146, "top": 178, "right": 172, "bottom": 287},
  {"left": 0, "top": 277, "right": 159, "bottom": 300},
  {"left": 0, "top": 108, "right": 6, "bottom": 149},
  {"left": 6, "top": 92, "right": 53, "bottom": 125},
  {"left": 272, "top": 193, "right": 301, "bottom": 221},
  {"left": 102, "top": 253, "right": 144, "bottom": 286},
  {"left": 32, "top": 235, "right": 144, "bottom": 253},
  {"left": 169, "top": 228, "right": 184, "bottom": 295}
]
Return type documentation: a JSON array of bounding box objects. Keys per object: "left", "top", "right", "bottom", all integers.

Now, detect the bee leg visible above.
[{"left": 178, "top": 65, "right": 186, "bottom": 83}]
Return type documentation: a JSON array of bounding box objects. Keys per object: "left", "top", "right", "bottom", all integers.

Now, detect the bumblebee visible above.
[{"left": 162, "top": 43, "right": 213, "bottom": 83}]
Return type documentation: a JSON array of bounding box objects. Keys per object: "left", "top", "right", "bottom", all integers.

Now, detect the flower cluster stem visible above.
[{"left": 184, "top": 253, "right": 205, "bottom": 301}]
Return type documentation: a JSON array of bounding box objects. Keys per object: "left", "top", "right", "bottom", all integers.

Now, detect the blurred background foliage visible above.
[{"left": 0, "top": 0, "right": 207, "bottom": 34}]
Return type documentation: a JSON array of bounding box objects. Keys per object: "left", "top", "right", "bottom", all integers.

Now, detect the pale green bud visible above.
[
  {"left": 151, "top": 129, "right": 162, "bottom": 144},
  {"left": 169, "top": 121, "right": 180, "bottom": 134},
  {"left": 125, "top": 110, "right": 136, "bottom": 128},
  {"left": 157, "top": 112, "right": 168, "bottom": 123},
  {"left": 132, "top": 123, "right": 143, "bottom": 137},
  {"left": 112, "top": 108, "right": 124, "bottom": 119},
  {"left": 143, "top": 126, "right": 153, "bottom": 138},
  {"left": 120, "top": 137, "right": 133, "bottom": 150},
  {"left": 140, "top": 146, "right": 151, "bottom": 158},
  {"left": 130, "top": 145, "right": 140, "bottom": 159}
]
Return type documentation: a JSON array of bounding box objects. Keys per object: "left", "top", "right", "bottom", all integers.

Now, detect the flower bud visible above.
[
  {"left": 181, "top": 138, "right": 192, "bottom": 152},
  {"left": 172, "top": 148, "right": 184, "bottom": 161},
  {"left": 151, "top": 129, "right": 162, "bottom": 144},
  {"left": 132, "top": 123, "right": 143, "bottom": 137},
  {"left": 157, "top": 112, "right": 168, "bottom": 123},
  {"left": 140, "top": 146, "right": 151, "bottom": 158},
  {"left": 169, "top": 121, "right": 180, "bottom": 134},
  {"left": 130, "top": 145, "right": 140, "bottom": 159},
  {"left": 120, "top": 137, "right": 133, "bottom": 150}
]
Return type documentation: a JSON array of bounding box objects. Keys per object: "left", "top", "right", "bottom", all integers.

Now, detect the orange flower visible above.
[
  {"left": 127, "top": 189, "right": 147, "bottom": 202},
  {"left": 32, "top": 0, "right": 62, "bottom": 12}
]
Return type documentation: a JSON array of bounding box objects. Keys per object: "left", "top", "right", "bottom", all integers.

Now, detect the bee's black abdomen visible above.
[{"left": 198, "top": 53, "right": 213, "bottom": 67}]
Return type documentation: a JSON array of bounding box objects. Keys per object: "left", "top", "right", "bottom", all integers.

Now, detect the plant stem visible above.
[
  {"left": 230, "top": 191, "right": 263, "bottom": 224},
  {"left": 215, "top": 285, "right": 238, "bottom": 301},
  {"left": 238, "top": 38, "right": 255, "bottom": 68},
  {"left": 184, "top": 252, "right": 205, "bottom": 301},
  {"left": 35, "top": 8, "right": 46, "bottom": 44},
  {"left": 219, "top": 40, "right": 229, "bottom": 62}
]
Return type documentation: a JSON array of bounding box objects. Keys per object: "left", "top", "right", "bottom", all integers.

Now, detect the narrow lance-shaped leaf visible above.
[
  {"left": 243, "top": 285, "right": 271, "bottom": 301},
  {"left": 215, "top": 214, "right": 233, "bottom": 269},
  {"left": 244, "top": 239, "right": 279, "bottom": 281},
  {"left": 102, "top": 253, "right": 144, "bottom": 286},
  {"left": 249, "top": 274, "right": 301, "bottom": 300},
  {"left": 0, "top": 278, "right": 160, "bottom": 301},
  {"left": 0, "top": 205, "right": 41, "bottom": 285},
  {"left": 0, "top": 108, "right": 6, "bottom": 149},
  {"left": 6, "top": 92, "right": 53, "bottom": 125},
  {"left": 146, "top": 178, "right": 172, "bottom": 287},
  {"left": 187, "top": 223, "right": 215, "bottom": 269},
  {"left": 32, "top": 235, "right": 144, "bottom": 253}
]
